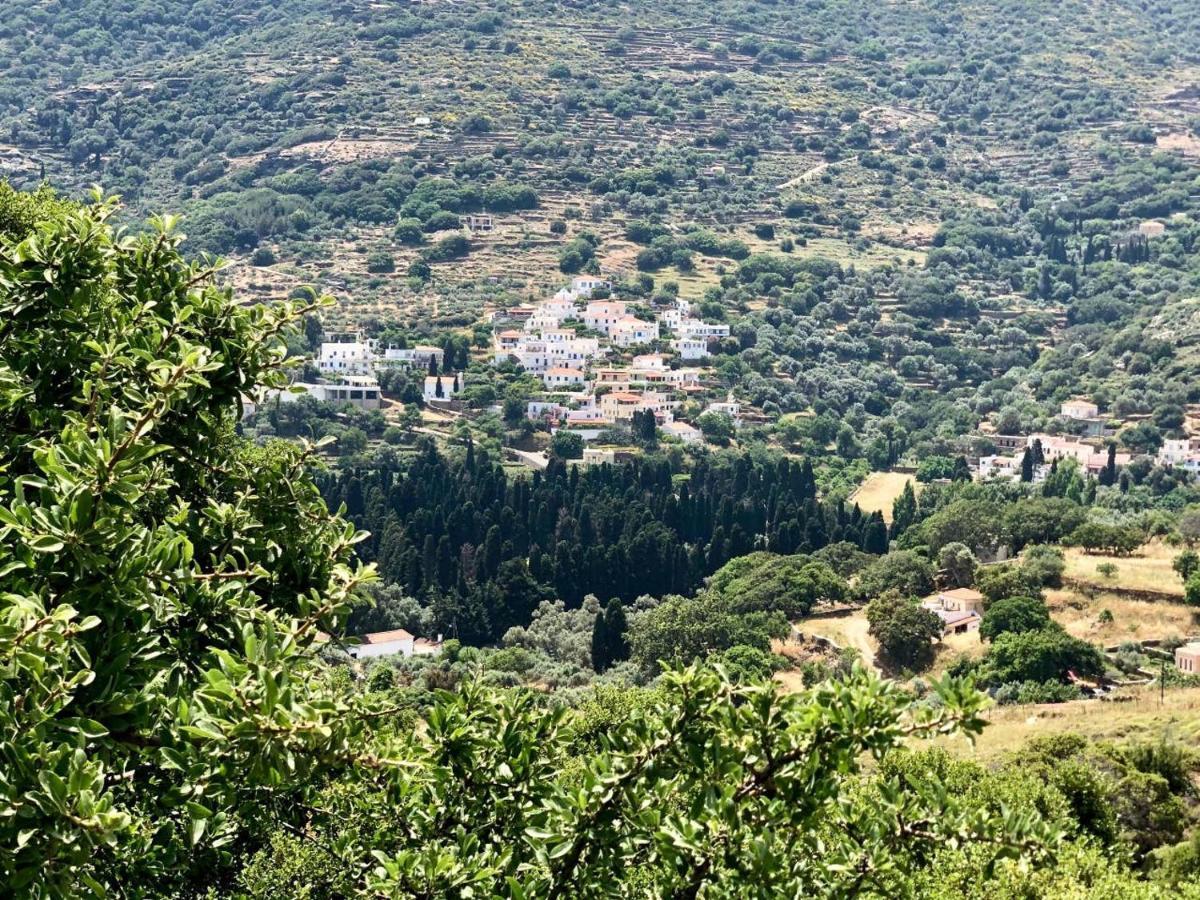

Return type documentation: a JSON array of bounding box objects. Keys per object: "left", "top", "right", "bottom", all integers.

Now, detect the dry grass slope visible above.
[
  {"left": 850, "top": 471, "right": 918, "bottom": 523},
  {"left": 1062, "top": 541, "right": 1186, "bottom": 596}
]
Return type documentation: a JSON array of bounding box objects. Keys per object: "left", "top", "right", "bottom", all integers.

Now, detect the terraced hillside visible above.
[
  {"left": 4, "top": 1, "right": 1200, "bottom": 453},
  {"left": 1, "top": 3, "right": 1196, "bottom": 305}
]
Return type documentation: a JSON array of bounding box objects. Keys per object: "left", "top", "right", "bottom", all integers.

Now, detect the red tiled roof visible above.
[{"left": 359, "top": 629, "right": 414, "bottom": 644}]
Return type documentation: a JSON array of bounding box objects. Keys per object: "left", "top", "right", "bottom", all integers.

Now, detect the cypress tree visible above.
[
  {"left": 591, "top": 610, "right": 609, "bottom": 672},
  {"left": 890, "top": 481, "right": 917, "bottom": 537},
  {"left": 863, "top": 514, "right": 888, "bottom": 555}
]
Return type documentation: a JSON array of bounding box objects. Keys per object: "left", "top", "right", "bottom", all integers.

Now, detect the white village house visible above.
[
  {"left": 345, "top": 628, "right": 443, "bottom": 660},
  {"left": 1060, "top": 398, "right": 1099, "bottom": 420},
  {"left": 423, "top": 374, "right": 461, "bottom": 403},
  {"left": 317, "top": 339, "right": 375, "bottom": 377},
  {"left": 921, "top": 588, "right": 985, "bottom": 636}
]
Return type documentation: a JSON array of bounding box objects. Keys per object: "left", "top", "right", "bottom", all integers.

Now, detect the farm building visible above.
[
  {"left": 1177, "top": 642, "right": 1200, "bottom": 674},
  {"left": 423, "top": 374, "right": 461, "bottom": 403},
  {"left": 1060, "top": 398, "right": 1099, "bottom": 420},
  {"left": 921, "top": 588, "right": 985, "bottom": 636},
  {"left": 346, "top": 629, "right": 443, "bottom": 660}
]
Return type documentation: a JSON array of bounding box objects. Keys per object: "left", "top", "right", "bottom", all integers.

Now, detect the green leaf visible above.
[{"left": 29, "top": 534, "right": 64, "bottom": 553}]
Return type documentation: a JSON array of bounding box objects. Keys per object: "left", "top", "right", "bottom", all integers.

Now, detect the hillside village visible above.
[
  {"left": 491, "top": 275, "right": 737, "bottom": 451},
  {"left": 273, "top": 275, "right": 1200, "bottom": 491}
]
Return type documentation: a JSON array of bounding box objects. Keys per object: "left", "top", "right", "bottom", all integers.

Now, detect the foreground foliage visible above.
[{"left": 0, "top": 193, "right": 374, "bottom": 893}]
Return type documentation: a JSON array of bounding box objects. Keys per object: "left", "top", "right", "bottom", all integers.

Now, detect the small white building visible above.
[
  {"left": 705, "top": 394, "right": 741, "bottom": 424},
  {"left": 1176, "top": 642, "right": 1200, "bottom": 674},
  {"left": 346, "top": 628, "right": 443, "bottom": 660},
  {"left": 631, "top": 353, "right": 669, "bottom": 370},
  {"left": 1060, "top": 398, "right": 1099, "bottom": 420},
  {"left": 378, "top": 345, "right": 444, "bottom": 370},
  {"left": 678, "top": 319, "right": 731, "bottom": 340},
  {"left": 673, "top": 337, "right": 710, "bottom": 360},
  {"left": 611, "top": 317, "right": 660, "bottom": 348},
  {"left": 309, "top": 378, "right": 383, "bottom": 411},
  {"left": 582, "top": 448, "right": 617, "bottom": 466},
  {"left": 244, "top": 379, "right": 385, "bottom": 415},
  {"left": 527, "top": 400, "right": 567, "bottom": 422},
  {"left": 571, "top": 275, "right": 610, "bottom": 296},
  {"left": 661, "top": 421, "right": 702, "bottom": 444},
  {"left": 424, "top": 374, "right": 461, "bottom": 403},
  {"left": 1158, "top": 438, "right": 1200, "bottom": 473},
  {"left": 347, "top": 628, "right": 414, "bottom": 659},
  {"left": 920, "top": 588, "right": 985, "bottom": 637},
  {"left": 976, "top": 455, "right": 1021, "bottom": 481},
  {"left": 542, "top": 367, "right": 586, "bottom": 388}
]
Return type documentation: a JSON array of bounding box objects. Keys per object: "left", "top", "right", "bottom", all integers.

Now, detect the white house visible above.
[
  {"left": 540, "top": 291, "right": 580, "bottom": 321},
  {"left": 317, "top": 339, "right": 375, "bottom": 377},
  {"left": 1029, "top": 434, "right": 1129, "bottom": 474},
  {"left": 920, "top": 588, "right": 985, "bottom": 636},
  {"left": 525, "top": 312, "right": 566, "bottom": 333},
  {"left": 611, "top": 317, "right": 660, "bottom": 348},
  {"left": 583, "top": 300, "right": 628, "bottom": 335},
  {"left": 705, "top": 394, "right": 741, "bottom": 424},
  {"left": 313, "top": 377, "right": 383, "bottom": 411},
  {"left": 424, "top": 374, "right": 460, "bottom": 403},
  {"left": 1060, "top": 398, "right": 1099, "bottom": 420},
  {"left": 582, "top": 448, "right": 617, "bottom": 466},
  {"left": 673, "top": 337, "right": 710, "bottom": 360},
  {"left": 678, "top": 319, "right": 731, "bottom": 340},
  {"left": 246, "top": 378, "right": 383, "bottom": 415},
  {"left": 497, "top": 332, "right": 602, "bottom": 373},
  {"left": 658, "top": 307, "right": 686, "bottom": 330},
  {"left": 494, "top": 330, "right": 523, "bottom": 352},
  {"left": 631, "top": 353, "right": 668, "bottom": 370},
  {"left": 542, "top": 367, "right": 586, "bottom": 388},
  {"left": 661, "top": 420, "right": 702, "bottom": 444},
  {"left": 1177, "top": 642, "right": 1200, "bottom": 674},
  {"left": 976, "top": 455, "right": 1020, "bottom": 481},
  {"left": 346, "top": 628, "right": 443, "bottom": 660},
  {"left": 527, "top": 401, "right": 567, "bottom": 422},
  {"left": 571, "top": 275, "right": 610, "bottom": 296},
  {"left": 378, "top": 344, "right": 444, "bottom": 370},
  {"left": 1158, "top": 438, "right": 1200, "bottom": 473}
]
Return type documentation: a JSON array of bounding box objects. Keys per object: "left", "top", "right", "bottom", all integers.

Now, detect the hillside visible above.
[
  {"left": 5, "top": 2, "right": 1200, "bottom": 890},
  {"left": 4, "top": 2, "right": 1200, "bottom": 461}
]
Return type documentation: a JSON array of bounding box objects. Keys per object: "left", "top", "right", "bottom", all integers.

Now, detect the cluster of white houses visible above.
[
  {"left": 976, "top": 433, "right": 1133, "bottom": 482},
  {"left": 243, "top": 336, "right": 461, "bottom": 415},
  {"left": 492, "top": 278, "right": 740, "bottom": 448},
  {"left": 975, "top": 396, "right": 1200, "bottom": 482}
]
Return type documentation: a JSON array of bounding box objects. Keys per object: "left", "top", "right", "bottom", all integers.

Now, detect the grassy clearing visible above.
[
  {"left": 1047, "top": 588, "right": 1198, "bottom": 645},
  {"left": 1062, "top": 541, "right": 1185, "bottom": 596},
  {"left": 931, "top": 685, "right": 1200, "bottom": 762},
  {"left": 793, "top": 236, "right": 927, "bottom": 268},
  {"left": 850, "top": 471, "right": 918, "bottom": 523},
  {"left": 792, "top": 610, "right": 879, "bottom": 673}
]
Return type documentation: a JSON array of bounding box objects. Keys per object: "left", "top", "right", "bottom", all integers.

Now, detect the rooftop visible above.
[
  {"left": 940, "top": 587, "right": 984, "bottom": 603},
  {"left": 358, "top": 628, "right": 414, "bottom": 644}
]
